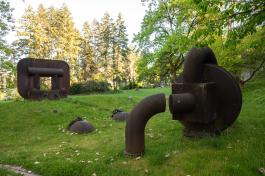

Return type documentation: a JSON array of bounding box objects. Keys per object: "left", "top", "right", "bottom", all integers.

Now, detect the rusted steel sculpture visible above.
[
  {"left": 17, "top": 58, "right": 70, "bottom": 100},
  {"left": 125, "top": 93, "right": 166, "bottom": 156},
  {"left": 125, "top": 47, "right": 242, "bottom": 157},
  {"left": 170, "top": 47, "right": 242, "bottom": 137}
]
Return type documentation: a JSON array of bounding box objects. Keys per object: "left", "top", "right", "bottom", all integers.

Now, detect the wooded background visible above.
[{"left": 0, "top": 0, "right": 264, "bottom": 97}]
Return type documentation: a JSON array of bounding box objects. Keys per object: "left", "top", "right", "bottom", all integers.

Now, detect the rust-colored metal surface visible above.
[
  {"left": 170, "top": 47, "right": 242, "bottom": 137},
  {"left": 17, "top": 58, "right": 70, "bottom": 100},
  {"left": 124, "top": 47, "right": 242, "bottom": 157},
  {"left": 183, "top": 47, "right": 217, "bottom": 83},
  {"left": 125, "top": 93, "right": 166, "bottom": 157},
  {"left": 68, "top": 117, "right": 95, "bottom": 134},
  {"left": 111, "top": 109, "right": 129, "bottom": 121}
]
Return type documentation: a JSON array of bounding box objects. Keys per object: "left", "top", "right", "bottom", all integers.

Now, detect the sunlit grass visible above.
[{"left": 0, "top": 79, "right": 264, "bottom": 176}]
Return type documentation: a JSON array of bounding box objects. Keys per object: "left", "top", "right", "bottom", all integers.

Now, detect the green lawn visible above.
[{"left": 0, "top": 77, "right": 264, "bottom": 176}]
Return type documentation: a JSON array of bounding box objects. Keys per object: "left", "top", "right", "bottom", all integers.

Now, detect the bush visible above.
[
  {"left": 69, "top": 83, "right": 82, "bottom": 95},
  {"left": 121, "top": 81, "right": 140, "bottom": 90},
  {"left": 70, "top": 80, "right": 111, "bottom": 95}
]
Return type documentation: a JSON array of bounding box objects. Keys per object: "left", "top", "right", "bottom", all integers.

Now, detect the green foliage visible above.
[
  {"left": 0, "top": 0, "right": 14, "bottom": 68},
  {"left": 0, "top": 77, "right": 265, "bottom": 175},
  {"left": 135, "top": 0, "right": 218, "bottom": 83},
  {"left": 121, "top": 80, "right": 140, "bottom": 90},
  {"left": 0, "top": 0, "right": 15, "bottom": 94},
  {"left": 135, "top": 0, "right": 264, "bottom": 85},
  {"left": 220, "top": 0, "right": 264, "bottom": 46},
  {"left": 79, "top": 21, "right": 96, "bottom": 81},
  {"left": 79, "top": 13, "right": 132, "bottom": 90},
  {"left": 173, "top": 0, "right": 265, "bottom": 46},
  {"left": 211, "top": 27, "right": 265, "bottom": 82},
  {"left": 0, "top": 0, "right": 13, "bottom": 57},
  {"left": 16, "top": 4, "right": 81, "bottom": 83},
  {"left": 69, "top": 80, "right": 111, "bottom": 95},
  {"left": 14, "top": 4, "right": 136, "bottom": 89}
]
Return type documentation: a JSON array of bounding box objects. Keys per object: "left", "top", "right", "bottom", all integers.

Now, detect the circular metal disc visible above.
[{"left": 202, "top": 64, "right": 242, "bottom": 131}]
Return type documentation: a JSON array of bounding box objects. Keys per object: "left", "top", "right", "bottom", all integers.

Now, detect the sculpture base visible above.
[
  {"left": 183, "top": 128, "right": 220, "bottom": 138},
  {"left": 124, "top": 150, "right": 144, "bottom": 157}
]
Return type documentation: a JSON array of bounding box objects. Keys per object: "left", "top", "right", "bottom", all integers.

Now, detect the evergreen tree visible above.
[
  {"left": 80, "top": 21, "right": 95, "bottom": 81},
  {"left": 16, "top": 4, "right": 81, "bottom": 83},
  {"left": 0, "top": 0, "right": 15, "bottom": 92},
  {"left": 115, "top": 13, "right": 129, "bottom": 85},
  {"left": 33, "top": 4, "right": 51, "bottom": 58},
  {"left": 109, "top": 19, "right": 119, "bottom": 90},
  {"left": 127, "top": 48, "right": 140, "bottom": 84},
  {"left": 0, "top": 0, "right": 13, "bottom": 60},
  {"left": 16, "top": 5, "right": 35, "bottom": 57},
  {"left": 16, "top": 5, "right": 132, "bottom": 87},
  {"left": 50, "top": 4, "right": 81, "bottom": 82},
  {"left": 90, "top": 19, "right": 105, "bottom": 80},
  {"left": 98, "top": 13, "right": 113, "bottom": 82}
]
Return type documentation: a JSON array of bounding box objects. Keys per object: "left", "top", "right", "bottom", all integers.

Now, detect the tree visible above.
[
  {"left": 127, "top": 48, "right": 140, "bottom": 83},
  {"left": 211, "top": 27, "right": 265, "bottom": 86},
  {"left": 30, "top": 4, "right": 51, "bottom": 58},
  {"left": 135, "top": 0, "right": 216, "bottom": 83},
  {"left": 136, "top": 0, "right": 264, "bottom": 85},
  {"left": 115, "top": 13, "right": 129, "bottom": 86},
  {"left": 109, "top": 13, "right": 130, "bottom": 90},
  {"left": 190, "top": 0, "right": 265, "bottom": 84},
  {"left": 0, "top": 0, "right": 15, "bottom": 92},
  {"left": 94, "top": 12, "right": 130, "bottom": 90},
  {"left": 16, "top": 4, "right": 81, "bottom": 83},
  {"left": 0, "top": 0, "right": 13, "bottom": 60},
  {"left": 89, "top": 19, "right": 105, "bottom": 81},
  {"left": 80, "top": 21, "right": 95, "bottom": 81},
  {"left": 16, "top": 5, "right": 132, "bottom": 88},
  {"left": 98, "top": 13, "right": 113, "bottom": 82},
  {"left": 49, "top": 4, "right": 81, "bottom": 82}
]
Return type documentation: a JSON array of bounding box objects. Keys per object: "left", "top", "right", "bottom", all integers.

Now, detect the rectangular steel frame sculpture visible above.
[{"left": 17, "top": 58, "right": 70, "bottom": 100}]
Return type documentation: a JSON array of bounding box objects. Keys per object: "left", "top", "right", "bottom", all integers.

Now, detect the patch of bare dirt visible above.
[{"left": 0, "top": 164, "right": 40, "bottom": 176}]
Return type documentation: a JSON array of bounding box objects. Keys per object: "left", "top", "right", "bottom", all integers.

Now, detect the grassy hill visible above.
[{"left": 0, "top": 77, "right": 264, "bottom": 176}]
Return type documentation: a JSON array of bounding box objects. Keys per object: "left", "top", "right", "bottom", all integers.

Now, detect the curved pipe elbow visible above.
[
  {"left": 183, "top": 47, "right": 217, "bottom": 83},
  {"left": 125, "top": 93, "right": 166, "bottom": 157}
]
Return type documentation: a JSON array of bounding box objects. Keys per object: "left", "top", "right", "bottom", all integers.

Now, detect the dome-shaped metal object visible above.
[
  {"left": 112, "top": 112, "right": 129, "bottom": 121},
  {"left": 111, "top": 109, "right": 128, "bottom": 121},
  {"left": 68, "top": 117, "right": 94, "bottom": 134}
]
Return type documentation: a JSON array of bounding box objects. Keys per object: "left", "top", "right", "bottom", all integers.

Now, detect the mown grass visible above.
[
  {"left": 0, "top": 77, "right": 264, "bottom": 176},
  {"left": 0, "top": 169, "right": 19, "bottom": 176}
]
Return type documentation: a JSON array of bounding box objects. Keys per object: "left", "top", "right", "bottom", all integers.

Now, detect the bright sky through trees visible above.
[{"left": 7, "top": 0, "right": 146, "bottom": 43}]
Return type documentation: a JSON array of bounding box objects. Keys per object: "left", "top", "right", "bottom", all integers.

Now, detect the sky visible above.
[{"left": 7, "top": 0, "right": 147, "bottom": 43}]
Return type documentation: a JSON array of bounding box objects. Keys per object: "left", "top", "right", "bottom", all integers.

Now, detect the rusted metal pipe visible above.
[
  {"left": 183, "top": 47, "right": 217, "bottom": 83},
  {"left": 171, "top": 47, "right": 242, "bottom": 137},
  {"left": 125, "top": 93, "right": 166, "bottom": 157},
  {"left": 169, "top": 93, "right": 195, "bottom": 114},
  {"left": 28, "top": 67, "right": 64, "bottom": 76}
]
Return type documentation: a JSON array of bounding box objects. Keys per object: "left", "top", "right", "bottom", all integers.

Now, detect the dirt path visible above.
[{"left": 0, "top": 164, "right": 40, "bottom": 176}]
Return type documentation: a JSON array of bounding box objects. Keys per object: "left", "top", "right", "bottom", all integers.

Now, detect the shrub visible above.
[
  {"left": 121, "top": 81, "right": 140, "bottom": 90},
  {"left": 69, "top": 83, "right": 82, "bottom": 95},
  {"left": 70, "top": 80, "right": 111, "bottom": 95}
]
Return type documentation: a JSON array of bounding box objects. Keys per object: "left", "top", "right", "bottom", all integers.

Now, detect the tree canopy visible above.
[
  {"left": 135, "top": 0, "right": 265, "bottom": 85},
  {"left": 14, "top": 4, "right": 137, "bottom": 89},
  {"left": 0, "top": 0, "right": 13, "bottom": 68},
  {"left": 1, "top": 0, "right": 264, "bottom": 94}
]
